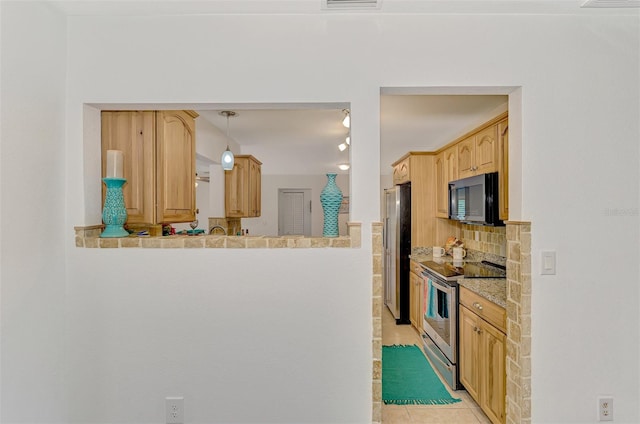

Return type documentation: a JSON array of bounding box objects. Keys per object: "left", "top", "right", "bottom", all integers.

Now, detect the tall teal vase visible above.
[
  {"left": 101, "top": 177, "right": 129, "bottom": 238},
  {"left": 320, "top": 173, "right": 343, "bottom": 237}
]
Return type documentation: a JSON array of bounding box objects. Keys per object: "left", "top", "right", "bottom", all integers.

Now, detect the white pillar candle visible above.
[{"left": 106, "top": 150, "right": 124, "bottom": 178}]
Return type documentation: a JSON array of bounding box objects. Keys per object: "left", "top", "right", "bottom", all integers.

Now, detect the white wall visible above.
[
  {"left": 0, "top": 2, "right": 68, "bottom": 422},
  {"left": 244, "top": 173, "right": 349, "bottom": 236},
  {"left": 0, "top": 4, "right": 638, "bottom": 423}
]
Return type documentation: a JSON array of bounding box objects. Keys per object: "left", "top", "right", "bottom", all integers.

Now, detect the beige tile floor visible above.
[{"left": 382, "top": 307, "right": 492, "bottom": 424}]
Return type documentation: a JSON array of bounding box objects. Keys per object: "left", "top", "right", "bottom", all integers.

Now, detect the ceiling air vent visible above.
[
  {"left": 322, "top": 0, "right": 381, "bottom": 10},
  {"left": 581, "top": 0, "right": 640, "bottom": 7}
]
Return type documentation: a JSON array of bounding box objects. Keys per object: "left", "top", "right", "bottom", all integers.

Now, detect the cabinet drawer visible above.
[{"left": 459, "top": 286, "right": 506, "bottom": 333}]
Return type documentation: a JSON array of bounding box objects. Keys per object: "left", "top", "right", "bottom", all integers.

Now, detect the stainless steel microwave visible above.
[{"left": 448, "top": 172, "right": 503, "bottom": 226}]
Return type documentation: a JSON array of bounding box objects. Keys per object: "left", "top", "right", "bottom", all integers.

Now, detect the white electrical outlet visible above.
[
  {"left": 598, "top": 396, "right": 613, "bottom": 421},
  {"left": 166, "top": 397, "right": 184, "bottom": 424}
]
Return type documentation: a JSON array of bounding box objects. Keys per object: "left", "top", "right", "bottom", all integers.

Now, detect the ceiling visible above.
[
  {"left": 47, "top": 0, "right": 638, "bottom": 16},
  {"left": 195, "top": 95, "right": 508, "bottom": 176}
]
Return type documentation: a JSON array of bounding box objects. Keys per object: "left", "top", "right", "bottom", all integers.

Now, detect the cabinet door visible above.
[
  {"left": 434, "top": 152, "right": 447, "bottom": 218},
  {"left": 156, "top": 111, "right": 196, "bottom": 224},
  {"left": 457, "top": 136, "right": 475, "bottom": 179},
  {"left": 474, "top": 124, "right": 498, "bottom": 175},
  {"left": 444, "top": 146, "right": 458, "bottom": 184},
  {"left": 498, "top": 119, "right": 509, "bottom": 221},
  {"left": 441, "top": 146, "right": 458, "bottom": 217},
  {"left": 249, "top": 159, "right": 261, "bottom": 217},
  {"left": 409, "top": 271, "right": 421, "bottom": 329},
  {"left": 481, "top": 320, "right": 507, "bottom": 424},
  {"left": 225, "top": 157, "right": 249, "bottom": 217},
  {"left": 101, "top": 111, "right": 155, "bottom": 224},
  {"left": 459, "top": 305, "right": 481, "bottom": 402}
]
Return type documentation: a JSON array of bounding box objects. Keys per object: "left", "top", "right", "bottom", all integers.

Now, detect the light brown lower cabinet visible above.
[
  {"left": 459, "top": 288, "right": 506, "bottom": 424},
  {"left": 409, "top": 261, "right": 424, "bottom": 332}
]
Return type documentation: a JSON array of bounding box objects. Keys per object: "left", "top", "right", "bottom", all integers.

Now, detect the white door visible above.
[{"left": 278, "top": 189, "right": 311, "bottom": 236}]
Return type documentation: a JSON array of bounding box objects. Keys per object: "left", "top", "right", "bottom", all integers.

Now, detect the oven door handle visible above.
[{"left": 423, "top": 275, "right": 453, "bottom": 293}]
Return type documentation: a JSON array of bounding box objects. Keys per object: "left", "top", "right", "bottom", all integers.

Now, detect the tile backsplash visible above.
[{"left": 460, "top": 223, "right": 506, "bottom": 257}]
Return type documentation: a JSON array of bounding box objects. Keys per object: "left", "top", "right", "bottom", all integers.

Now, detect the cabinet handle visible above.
[
  {"left": 475, "top": 327, "right": 482, "bottom": 334},
  {"left": 473, "top": 302, "right": 483, "bottom": 311}
]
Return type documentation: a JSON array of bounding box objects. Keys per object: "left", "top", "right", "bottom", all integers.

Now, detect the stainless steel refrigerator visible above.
[{"left": 383, "top": 183, "right": 411, "bottom": 325}]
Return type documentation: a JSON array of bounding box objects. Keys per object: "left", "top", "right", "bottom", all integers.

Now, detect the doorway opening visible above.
[
  {"left": 278, "top": 188, "right": 312, "bottom": 236},
  {"left": 376, "top": 86, "right": 529, "bottom": 424}
]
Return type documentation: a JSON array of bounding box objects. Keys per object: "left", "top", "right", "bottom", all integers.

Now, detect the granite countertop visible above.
[{"left": 457, "top": 278, "right": 507, "bottom": 308}]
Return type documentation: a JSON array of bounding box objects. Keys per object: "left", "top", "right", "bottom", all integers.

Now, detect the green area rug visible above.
[{"left": 382, "top": 344, "right": 462, "bottom": 405}]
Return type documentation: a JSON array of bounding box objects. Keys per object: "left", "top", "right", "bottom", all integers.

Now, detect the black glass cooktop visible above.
[
  {"left": 420, "top": 260, "right": 506, "bottom": 280},
  {"left": 463, "top": 261, "right": 507, "bottom": 278}
]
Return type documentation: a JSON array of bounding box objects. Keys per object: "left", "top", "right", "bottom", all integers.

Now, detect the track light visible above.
[
  {"left": 338, "top": 163, "right": 350, "bottom": 171},
  {"left": 219, "top": 111, "right": 236, "bottom": 171},
  {"left": 342, "top": 109, "right": 350, "bottom": 128},
  {"left": 338, "top": 134, "right": 351, "bottom": 152}
]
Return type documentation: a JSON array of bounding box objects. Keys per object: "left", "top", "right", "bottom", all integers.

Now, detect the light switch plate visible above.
[{"left": 541, "top": 251, "right": 556, "bottom": 275}]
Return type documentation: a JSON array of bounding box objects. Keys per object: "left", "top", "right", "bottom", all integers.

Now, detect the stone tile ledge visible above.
[{"left": 74, "top": 222, "right": 362, "bottom": 249}]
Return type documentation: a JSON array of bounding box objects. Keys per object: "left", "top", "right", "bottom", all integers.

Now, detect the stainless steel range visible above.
[{"left": 420, "top": 260, "right": 505, "bottom": 390}]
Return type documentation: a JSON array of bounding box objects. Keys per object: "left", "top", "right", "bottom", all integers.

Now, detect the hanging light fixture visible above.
[
  {"left": 219, "top": 111, "right": 236, "bottom": 171},
  {"left": 342, "top": 109, "right": 350, "bottom": 128}
]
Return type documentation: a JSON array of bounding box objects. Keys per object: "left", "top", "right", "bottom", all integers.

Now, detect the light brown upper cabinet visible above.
[
  {"left": 433, "top": 112, "right": 508, "bottom": 220},
  {"left": 497, "top": 118, "right": 509, "bottom": 221},
  {"left": 225, "top": 155, "right": 262, "bottom": 218},
  {"left": 101, "top": 110, "right": 197, "bottom": 225},
  {"left": 458, "top": 124, "right": 498, "bottom": 179},
  {"left": 391, "top": 152, "right": 435, "bottom": 247},
  {"left": 435, "top": 146, "right": 458, "bottom": 218}
]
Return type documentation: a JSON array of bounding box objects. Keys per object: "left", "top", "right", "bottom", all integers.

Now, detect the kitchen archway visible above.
[{"left": 375, "top": 87, "right": 531, "bottom": 424}]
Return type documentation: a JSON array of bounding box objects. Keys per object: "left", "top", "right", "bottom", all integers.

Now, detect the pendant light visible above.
[{"left": 219, "top": 111, "right": 236, "bottom": 171}]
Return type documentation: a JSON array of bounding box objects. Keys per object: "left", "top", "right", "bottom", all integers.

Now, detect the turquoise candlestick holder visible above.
[{"left": 101, "top": 177, "right": 129, "bottom": 238}]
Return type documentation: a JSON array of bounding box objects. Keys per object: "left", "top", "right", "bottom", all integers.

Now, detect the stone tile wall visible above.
[
  {"left": 371, "top": 222, "right": 383, "bottom": 423},
  {"left": 505, "top": 222, "right": 532, "bottom": 424}
]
